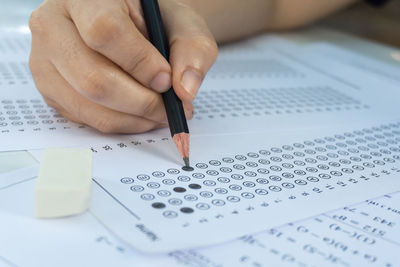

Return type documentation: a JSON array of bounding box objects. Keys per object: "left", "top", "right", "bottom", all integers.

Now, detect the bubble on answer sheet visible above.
[
  {"left": 193, "top": 86, "right": 368, "bottom": 120},
  {"left": 182, "top": 166, "right": 194, "bottom": 172},
  {"left": 115, "top": 122, "right": 400, "bottom": 219}
]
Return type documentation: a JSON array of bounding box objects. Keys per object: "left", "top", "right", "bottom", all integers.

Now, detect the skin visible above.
[{"left": 29, "top": 0, "right": 358, "bottom": 134}]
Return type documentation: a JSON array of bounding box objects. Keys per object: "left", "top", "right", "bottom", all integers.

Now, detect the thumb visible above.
[{"left": 160, "top": 1, "right": 218, "bottom": 103}]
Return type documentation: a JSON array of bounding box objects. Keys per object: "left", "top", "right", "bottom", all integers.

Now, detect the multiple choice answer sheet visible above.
[
  {"left": 86, "top": 119, "right": 400, "bottom": 252},
  {"left": 301, "top": 43, "right": 400, "bottom": 84},
  {"left": 1, "top": 33, "right": 400, "bottom": 151},
  {"left": 2, "top": 155, "right": 400, "bottom": 266},
  {"left": 243, "top": 36, "right": 400, "bottom": 90}
]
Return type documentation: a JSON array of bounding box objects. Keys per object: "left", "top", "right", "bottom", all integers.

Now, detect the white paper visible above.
[
  {"left": 0, "top": 164, "right": 38, "bottom": 189},
  {"left": 2, "top": 33, "right": 400, "bottom": 151},
  {"left": 82, "top": 39, "right": 400, "bottom": 252},
  {"left": 301, "top": 42, "right": 400, "bottom": 84},
  {"left": 0, "top": 31, "right": 31, "bottom": 58},
  {"left": 0, "top": 31, "right": 33, "bottom": 90},
  {"left": 27, "top": 117, "right": 400, "bottom": 253},
  {"left": 4, "top": 159, "right": 400, "bottom": 266},
  {"left": 0, "top": 165, "right": 177, "bottom": 267},
  {"left": 172, "top": 191, "right": 400, "bottom": 267}
]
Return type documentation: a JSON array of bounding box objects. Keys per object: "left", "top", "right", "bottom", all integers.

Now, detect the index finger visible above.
[{"left": 66, "top": 0, "right": 172, "bottom": 92}]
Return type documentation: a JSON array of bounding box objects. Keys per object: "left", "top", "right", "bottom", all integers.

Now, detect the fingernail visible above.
[
  {"left": 181, "top": 69, "right": 203, "bottom": 99},
  {"left": 150, "top": 72, "right": 171, "bottom": 92}
]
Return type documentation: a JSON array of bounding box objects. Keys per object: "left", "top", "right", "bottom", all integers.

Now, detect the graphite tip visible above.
[{"left": 183, "top": 157, "right": 190, "bottom": 168}]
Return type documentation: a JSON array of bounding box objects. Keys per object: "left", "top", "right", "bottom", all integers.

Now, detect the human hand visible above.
[{"left": 29, "top": 0, "right": 218, "bottom": 133}]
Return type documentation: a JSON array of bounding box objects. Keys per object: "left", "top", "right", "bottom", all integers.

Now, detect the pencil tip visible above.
[
  {"left": 183, "top": 157, "right": 190, "bottom": 167},
  {"left": 172, "top": 132, "right": 190, "bottom": 159}
]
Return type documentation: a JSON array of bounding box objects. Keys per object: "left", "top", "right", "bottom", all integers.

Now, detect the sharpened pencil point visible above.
[
  {"left": 172, "top": 132, "right": 190, "bottom": 161},
  {"left": 183, "top": 157, "right": 190, "bottom": 167}
]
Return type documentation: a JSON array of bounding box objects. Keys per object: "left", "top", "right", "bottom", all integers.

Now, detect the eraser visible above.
[{"left": 35, "top": 148, "right": 93, "bottom": 218}]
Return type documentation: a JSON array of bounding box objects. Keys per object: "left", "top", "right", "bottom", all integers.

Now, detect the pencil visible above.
[{"left": 140, "top": 0, "right": 191, "bottom": 168}]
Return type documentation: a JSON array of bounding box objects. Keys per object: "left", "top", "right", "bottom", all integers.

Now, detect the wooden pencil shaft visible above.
[{"left": 141, "top": 0, "right": 189, "bottom": 137}]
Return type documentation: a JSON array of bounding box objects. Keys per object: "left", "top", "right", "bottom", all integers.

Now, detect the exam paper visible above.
[
  {"left": 0, "top": 31, "right": 31, "bottom": 59},
  {"left": 302, "top": 42, "right": 400, "bottom": 84},
  {"left": 30, "top": 119, "right": 395, "bottom": 252},
  {"left": 2, "top": 33, "right": 399, "bottom": 151},
  {"left": 171, "top": 191, "right": 400, "bottom": 267},
  {"left": 27, "top": 117, "right": 400, "bottom": 255},
  {"left": 0, "top": 31, "right": 33, "bottom": 89},
  {"left": 0, "top": 164, "right": 400, "bottom": 267},
  {"left": 85, "top": 39, "right": 400, "bottom": 252},
  {"left": 2, "top": 158, "right": 400, "bottom": 266}
]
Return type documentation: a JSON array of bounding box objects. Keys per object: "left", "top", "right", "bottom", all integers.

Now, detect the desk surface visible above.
[{"left": 1, "top": 2, "right": 400, "bottom": 174}]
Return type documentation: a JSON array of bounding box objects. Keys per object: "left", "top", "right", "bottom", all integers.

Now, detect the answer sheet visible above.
[
  {"left": 79, "top": 39, "right": 400, "bottom": 251},
  {"left": 2, "top": 158, "right": 400, "bottom": 267},
  {"left": 302, "top": 42, "right": 400, "bottom": 84},
  {"left": 28, "top": 114, "right": 400, "bottom": 252},
  {"left": 1, "top": 33, "right": 400, "bottom": 151},
  {"left": 86, "top": 119, "right": 400, "bottom": 252}
]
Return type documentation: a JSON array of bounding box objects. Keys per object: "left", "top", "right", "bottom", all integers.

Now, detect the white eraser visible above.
[{"left": 35, "top": 148, "right": 93, "bottom": 218}]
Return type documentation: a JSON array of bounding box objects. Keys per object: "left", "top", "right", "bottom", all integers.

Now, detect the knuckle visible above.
[
  {"left": 93, "top": 116, "right": 119, "bottom": 133},
  {"left": 29, "top": 9, "right": 47, "bottom": 36},
  {"left": 71, "top": 99, "right": 84, "bottom": 122},
  {"left": 81, "top": 70, "right": 108, "bottom": 101},
  {"left": 195, "top": 36, "right": 218, "bottom": 60},
  {"left": 124, "top": 46, "right": 152, "bottom": 75},
  {"left": 84, "top": 12, "right": 122, "bottom": 49},
  {"left": 141, "top": 94, "right": 161, "bottom": 117}
]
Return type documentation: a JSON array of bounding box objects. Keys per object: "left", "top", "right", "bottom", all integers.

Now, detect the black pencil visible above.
[{"left": 141, "top": 0, "right": 190, "bottom": 168}]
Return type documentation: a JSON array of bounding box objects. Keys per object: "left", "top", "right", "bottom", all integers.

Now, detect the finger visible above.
[
  {"left": 160, "top": 0, "right": 218, "bottom": 103},
  {"left": 66, "top": 0, "right": 172, "bottom": 92},
  {"left": 124, "top": 0, "right": 148, "bottom": 37},
  {"left": 42, "top": 96, "right": 86, "bottom": 125},
  {"left": 30, "top": 59, "right": 163, "bottom": 133},
  {"left": 183, "top": 102, "right": 194, "bottom": 120},
  {"left": 42, "top": 14, "right": 167, "bottom": 123}
]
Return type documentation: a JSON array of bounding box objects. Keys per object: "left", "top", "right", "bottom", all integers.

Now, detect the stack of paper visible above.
[{"left": 1, "top": 30, "right": 400, "bottom": 266}]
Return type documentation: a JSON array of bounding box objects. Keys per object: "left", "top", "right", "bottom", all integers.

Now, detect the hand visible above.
[{"left": 29, "top": 0, "right": 218, "bottom": 133}]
